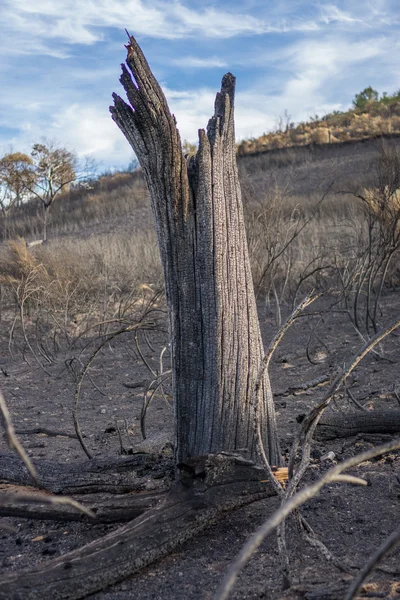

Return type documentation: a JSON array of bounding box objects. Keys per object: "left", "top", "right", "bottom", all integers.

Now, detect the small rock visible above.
[{"left": 320, "top": 451, "right": 336, "bottom": 462}]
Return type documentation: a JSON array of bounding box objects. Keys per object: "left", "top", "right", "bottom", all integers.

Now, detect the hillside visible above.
[
  {"left": 2, "top": 133, "right": 399, "bottom": 245},
  {"left": 239, "top": 133, "right": 400, "bottom": 196},
  {"left": 1, "top": 133, "right": 399, "bottom": 329},
  {"left": 238, "top": 87, "right": 400, "bottom": 156}
]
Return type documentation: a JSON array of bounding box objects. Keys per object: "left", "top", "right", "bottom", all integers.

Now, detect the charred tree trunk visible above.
[{"left": 110, "top": 35, "right": 281, "bottom": 467}]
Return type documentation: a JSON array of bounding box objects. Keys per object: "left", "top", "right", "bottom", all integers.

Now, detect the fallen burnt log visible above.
[
  {"left": 0, "top": 487, "right": 166, "bottom": 523},
  {"left": 14, "top": 427, "right": 78, "bottom": 439},
  {"left": 0, "top": 452, "right": 171, "bottom": 494},
  {"left": 0, "top": 454, "right": 277, "bottom": 600},
  {"left": 315, "top": 410, "right": 400, "bottom": 440}
]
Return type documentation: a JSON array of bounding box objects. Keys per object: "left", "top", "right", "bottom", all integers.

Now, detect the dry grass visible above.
[
  {"left": 1, "top": 139, "right": 399, "bottom": 348},
  {"left": 0, "top": 230, "right": 162, "bottom": 356},
  {"left": 1, "top": 172, "right": 150, "bottom": 241},
  {"left": 241, "top": 173, "right": 365, "bottom": 305}
]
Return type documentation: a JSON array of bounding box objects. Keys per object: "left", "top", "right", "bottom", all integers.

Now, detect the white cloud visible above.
[
  {"left": 1, "top": 0, "right": 397, "bottom": 60},
  {"left": 171, "top": 57, "right": 228, "bottom": 69},
  {"left": 51, "top": 105, "right": 125, "bottom": 157},
  {"left": 271, "top": 36, "right": 393, "bottom": 118},
  {"left": 1, "top": 0, "right": 399, "bottom": 170},
  {"left": 0, "top": 0, "right": 323, "bottom": 58},
  {"left": 319, "top": 4, "right": 363, "bottom": 24},
  {"left": 3, "top": 31, "right": 399, "bottom": 168},
  {"left": 0, "top": 76, "right": 131, "bottom": 167},
  {"left": 161, "top": 86, "right": 216, "bottom": 143}
]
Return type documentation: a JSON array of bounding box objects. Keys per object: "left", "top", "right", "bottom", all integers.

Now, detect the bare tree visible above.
[
  {"left": 338, "top": 144, "right": 400, "bottom": 335},
  {"left": 29, "top": 142, "right": 78, "bottom": 243}
]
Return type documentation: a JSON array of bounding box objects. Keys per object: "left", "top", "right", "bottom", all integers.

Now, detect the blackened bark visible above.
[
  {"left": 0, "top": 452, "right": 166, "bottom": 494},
  {"left": 0, "top": 454, "right": 276, "bottom": 600},
  {"left": 110, "top": 35, "right": 281, "bottom": 466},
  {"left": 315, "top": 409, "right": 400, "bottom": 440}
]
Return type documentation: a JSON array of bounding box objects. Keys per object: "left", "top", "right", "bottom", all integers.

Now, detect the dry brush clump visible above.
[
  {"left": 0, "top": 237, "right": 103, "bottom": 358},
  {"left": 0, "top": 231, "right": 162, "bottom": 359},
  {"left": 241, "top": 176, "right": 364, "bottom": 319},
  {"left": 334, "top": 145, "right": 400, "bottom": 335}
]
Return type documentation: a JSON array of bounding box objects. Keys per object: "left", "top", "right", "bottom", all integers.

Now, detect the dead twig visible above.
[
  {"left": 252, "top": 292, "right": 322, "bottom": 585},
  {"left": 0, "top": 391, "right": 37, "bottom": 482},
  {"left": 273, "top": 317, "right": 400, "bottom": 586},
  {"left": 346, "top": 387, "right": 368, "bottom": 412},
  {"left": 283, "top": 373, "right": 331, "bottom": 396},
  {"left": 253, "top": 292, "right": 321, "bottom": 493},
  {"left": 134, "top": 330, "right": 157, "bottom": 377},
  {"left": 14, "top": 427, "right": 78, "bottom": 439},
  {"left": 288, "top": 317, "right": 400, "bottom": 486},
  {"left": 0, "top": 491, "right": 96, "bottom": 520},
  {"left": 140, "top": 372, "right": 172, "bottom": 440},
  {"left": 215, "top": 439, "right": 400, "bottom": 600}
]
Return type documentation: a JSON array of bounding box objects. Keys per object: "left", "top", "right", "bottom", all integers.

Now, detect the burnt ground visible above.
[{"left": 0, "top": 293, "right": 400, "bottom": 599}]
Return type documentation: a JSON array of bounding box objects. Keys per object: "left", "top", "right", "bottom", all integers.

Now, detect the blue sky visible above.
[{"left": 1, "top": 0, "right": 399, "bottom": 171}]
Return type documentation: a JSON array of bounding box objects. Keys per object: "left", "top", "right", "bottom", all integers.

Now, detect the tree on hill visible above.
[
  {"left": 0, "top": 152, "right": 37, "bottom": 238},
  {"left": 0, "top": 151, "right": 37, "bottom": 215},
  {"left": 352, "top": 86, "right": 379, "bottom": 112},
  {"left": 29, "top": 141, "right": 78, "bottom": 243}
]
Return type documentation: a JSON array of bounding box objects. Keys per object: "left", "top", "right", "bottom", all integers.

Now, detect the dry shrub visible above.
[
  {"left": 358, "top": 184, "right": 400, "bottom": 289},
  {"left": 241, "top": 163, "right": 367, "bottom": 318},
  {"left": 62, "top": 230, "right": 162, "bottom": 295},
  {"left": 0, "top": 237, "right": 45, "bottom": 288},
  {"left": 310, "top": 127, "right": 330, "bottom": 144},
  {"left": 0, "top": 229, "right": 162, "bottom": 351},
  {"left": 334, "top": 145, "right": 400, "bottom": 334},
  {"left": 0, "top": 238, "right": 102, "bottom": 344},
  {"left": 289, "top": 131, "right": 310, "bottom": 145},
  {"left": 244, "top": 187, "right": 326, "bottom": 302},
  {"left": 363, "top": 187, "right": 400, "bottom": 228}
]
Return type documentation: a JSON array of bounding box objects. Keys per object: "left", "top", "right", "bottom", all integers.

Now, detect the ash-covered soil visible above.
[{"left": 0, "top": 293, "right": 399, "bottom": 599}]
